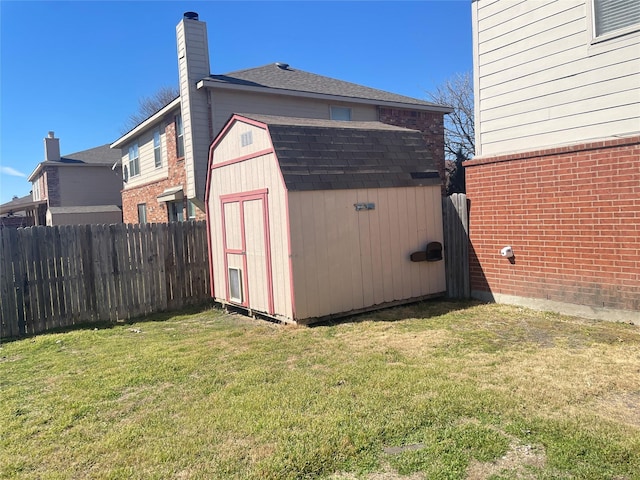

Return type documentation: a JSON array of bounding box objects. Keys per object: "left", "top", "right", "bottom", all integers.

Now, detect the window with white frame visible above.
[
  {"left": 153, "top": 127, "right": 162, "bottom": 168},
  {"left": 330, "top": 106, "right": 352, "bottom": 121},
  {"left": 137, "top": 203, "right": 147, "bottom": 224},
  {"left": 32, "top": 179, "right": 41, "bottom": 201},
  {"left": 175, "top": 114, "right": 185, "bottom": 158},
  {"left": 188, "top": 200, "right": 197, "bottom": 220},
  {"left": 128, "top": 142, "right": 140, "bottom": 177},
  {"left": 593, "top": 0, "right": 640, "bottom": 37}
]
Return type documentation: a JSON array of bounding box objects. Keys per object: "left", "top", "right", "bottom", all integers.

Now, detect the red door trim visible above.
[{"left": 220, "top": 189, "right": 274, "bottom": 315}]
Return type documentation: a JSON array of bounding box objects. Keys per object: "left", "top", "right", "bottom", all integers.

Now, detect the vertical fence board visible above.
[
  {"left": 0, "top": 229, "right": 18, "bottom": 338},
  {"left": 10, "top": 228, "right": 27, "bottom": 336},
  {"left": 157, "top": 223, "right": 169, "bottom": 311},
  {"left": 1, "top": 221, "right": 209, "bottom": 339},
  {"left": 78, "top": 225, "right": 94, "bottom": 322},
  {"left": 442, "top": 193, "right": 470, "bottom": 299}
]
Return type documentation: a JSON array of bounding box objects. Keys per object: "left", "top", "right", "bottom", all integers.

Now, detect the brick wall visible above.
[
  {"left": 378, "top": 107, "right": 446, "bottom": 193},
  {"left": 465, "top": 136, "right": 640, "bottom": 312},
  {"left": 43, "top": 167, "right": 60, "bottom": 207},
  {"left": 122, "top": 120, "right": 206, "bottom": 224}
]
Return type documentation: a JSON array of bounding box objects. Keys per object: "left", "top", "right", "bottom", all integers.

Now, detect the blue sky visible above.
[{"left": 0, "top": 1, "right": 472, "bottom": 204}]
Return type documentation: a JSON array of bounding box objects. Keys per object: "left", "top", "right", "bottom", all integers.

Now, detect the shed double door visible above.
[{"left": 221, "top": 190, "right": 274, "bottom": 315}]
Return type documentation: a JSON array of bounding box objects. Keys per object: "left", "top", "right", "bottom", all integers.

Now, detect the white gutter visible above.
[{"left": 111, "top": 97, "right": 181, "bottom": 149}]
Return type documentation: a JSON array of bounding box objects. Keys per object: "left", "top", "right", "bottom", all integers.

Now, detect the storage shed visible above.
[{"left": 205, "top": 114, "right": 446, "bottom": 324}]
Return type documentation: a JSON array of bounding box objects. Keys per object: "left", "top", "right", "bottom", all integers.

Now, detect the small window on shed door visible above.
[{"left": 228, "top": 267, "right": 243, "bottom": 302}]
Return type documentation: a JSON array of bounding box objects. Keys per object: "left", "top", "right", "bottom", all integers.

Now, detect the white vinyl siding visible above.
[
  {"left": 121, "top": 119, "right": 170, "bottom": 190},
  {"left": 473, "top": 0, "right": 640, "bottom": 156},
  {"left": 176, "top": 18, "right": 211, "bottom": 203}
]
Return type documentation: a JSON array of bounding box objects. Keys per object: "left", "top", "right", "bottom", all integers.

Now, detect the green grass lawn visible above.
[{"left": 1, "top": 301, "right": 639, "bottom": 479}]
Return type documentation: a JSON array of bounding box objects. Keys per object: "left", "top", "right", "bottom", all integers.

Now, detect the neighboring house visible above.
[
  {"left": 206, "top": 114, "right": 445, "bottom": 323},
  {"left": 1, "top": 132, "right": 124, "bottom": 226},
  {"left": 111, "top": 12, "right": 451, "bottom": 225},
  {"left": 467, "top": 0, "right": 640, "bottom": 321},
  {"left": 0, "top": 194, "right": 45, "bottom": 228}
]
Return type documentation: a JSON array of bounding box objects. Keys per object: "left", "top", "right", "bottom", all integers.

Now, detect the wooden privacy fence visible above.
[
  {"left": 0, "top": 221, "right": 210, "bottom": 339},
  {"left": 442, "top": 193, "right": 470, "bottom": 298}
]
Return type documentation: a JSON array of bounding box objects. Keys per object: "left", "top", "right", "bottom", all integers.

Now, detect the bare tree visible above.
[
  {"left": 427, "top": 71, "right": 474, "bottom": 194},
  {"left": 121, "top": 86, "right": 179, "bottom": 133}
]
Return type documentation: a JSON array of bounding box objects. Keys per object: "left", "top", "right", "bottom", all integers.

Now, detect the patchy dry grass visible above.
[{"left": 1, "top": 301, "right": 639, "bottom": 479}]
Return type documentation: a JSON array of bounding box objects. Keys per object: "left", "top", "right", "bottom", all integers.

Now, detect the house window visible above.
[
  {"left": 32, "top": 179, "right": 41, "bottom": 201},
  {"left": 153, "top": 127, "right": 162, "bottom": 168},
  {"left": 137, "top": 203, "right": 147, "bottom": 224},
  {"left": 167, "top": 200, "right": 184, "bottom": 222},
  {"left": 128, "top": 142, "right": 140, "bottom": 177},
  {"left": 330, "top": 106, "right": 352, "bottom": 121},
  {"left": 593, "top": 0, "right": 640, "bottom": 37},
  {"left": 175, "top": 114, "right": 185, "bottom": 158},
  {"left": 188, "top": 200, "right": 197, "bottom": 220}
]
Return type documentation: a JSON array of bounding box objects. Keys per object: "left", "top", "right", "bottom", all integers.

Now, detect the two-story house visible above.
[
  {"left": 0, "top": 132, "right": 123, "bottom": 226},
  {"left": 467, "top": 0, "right": 639, "bottom": 321},
  {"left": 110, "top": 12, "right": 451, "bottom": 225}
]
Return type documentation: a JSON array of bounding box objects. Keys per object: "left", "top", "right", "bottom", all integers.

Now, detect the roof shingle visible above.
[
  {"left": 238, "top": 114, "right": 440, "bottom": 191},
  {"left": 206, "top": 64, "right": 448, "bottom": 111}
]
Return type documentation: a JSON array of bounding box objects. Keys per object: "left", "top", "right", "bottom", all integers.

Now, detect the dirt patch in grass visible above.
[
  {"left": 594, "top": 392, "right": 640, "bottom": 428},
  {"left": 466, "top": 443, "right": 546, "bottom": 480}
]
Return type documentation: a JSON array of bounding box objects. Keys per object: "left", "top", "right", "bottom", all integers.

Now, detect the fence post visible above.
[{"left": 442, "top": 193, "right": 470, "bottom": 299}]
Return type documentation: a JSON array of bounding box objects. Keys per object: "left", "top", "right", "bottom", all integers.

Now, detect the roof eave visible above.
[
  {"left": 0, "top": 198, "right": 47, "bottom": 215},
  {"left": 27, "top": 163, "right": 44, "bottom": 182},
  {"left": 197, "top": 79, "right": 453, "bottom": 114},
  {"left": 111, "top": 97, "right": 181, "bottom": 149}
]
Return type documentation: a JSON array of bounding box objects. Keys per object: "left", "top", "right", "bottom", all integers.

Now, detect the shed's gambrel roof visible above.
[
  {"left": 203, "top": 64, "right": 449, "bottom": 111},
  {"left": 239, "top": 114, "right": 440, "bottom": 191}
]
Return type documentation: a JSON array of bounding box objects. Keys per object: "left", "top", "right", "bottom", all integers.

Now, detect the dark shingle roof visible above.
[
  {"left": 239, "top": 114, "right": 440, "bottom": 191},
  {"left": 58, "top": 144, "right": 122, "bottom": 165},
  {"left": 207, "top": 64, "right": 447, "bottom": 110}
]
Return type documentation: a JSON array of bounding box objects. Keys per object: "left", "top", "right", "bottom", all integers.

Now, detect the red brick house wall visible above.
[
  {"left": 121, "top": 120, "right": 206, "bottom": 224},
  {"left": 465, "top": 136, "right": 640, "bottom": 312},
  {"left": 378, "top": 107, "right": 446, "bottom": 193}
]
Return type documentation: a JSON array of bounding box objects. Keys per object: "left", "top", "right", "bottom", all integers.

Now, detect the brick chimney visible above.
[
  {"left": 44, "top": 131, "right": 60, "bottom": 162},
  {"left": 176, "top": 12, "right": 211, "bottom": 207}
]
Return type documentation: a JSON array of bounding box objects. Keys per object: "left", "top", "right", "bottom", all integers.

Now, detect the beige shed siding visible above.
[
  {"left": 208, "top": 123, "right": 292, "bottom": 320},
  {"left": 121, "top": 123, "right": 169, "bottom": 189},
  {"left": 473, "top": 0, "right": 640, "bottom": 156},
  {"left": 212, "top": 122, "right": 273, "bottom": 163},
  {"left": 288, "top": 185, "right": 445, "bottom": 320},
  {"left": 210, "top": 90, "right": 379, "bottom": 135}
]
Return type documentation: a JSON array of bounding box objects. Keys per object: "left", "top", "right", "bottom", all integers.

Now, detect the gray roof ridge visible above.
[{"left": 208, "top": 64, "right": 447, "bottom": 109}]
